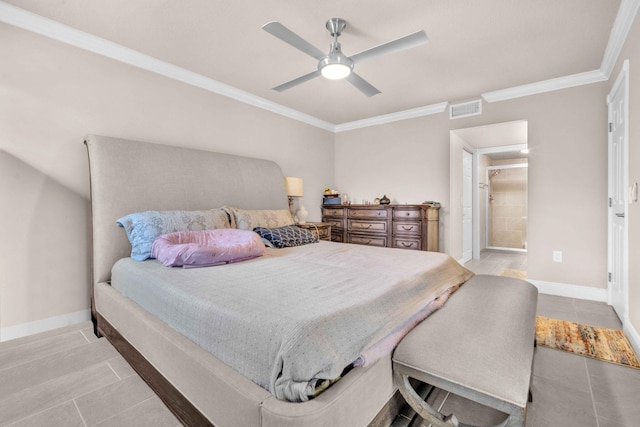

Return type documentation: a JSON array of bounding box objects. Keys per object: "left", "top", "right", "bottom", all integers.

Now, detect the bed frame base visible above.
[{"left": 97, "top": 314, "right": 402, "bottom": 427}]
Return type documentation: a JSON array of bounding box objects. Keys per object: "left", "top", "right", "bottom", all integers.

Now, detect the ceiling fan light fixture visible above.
[
  {"left": 321, "top": 63, "right": 352, "bottom": 80},
  {"left": 318, "top": 42, "right": 353, "bottom": 80}
]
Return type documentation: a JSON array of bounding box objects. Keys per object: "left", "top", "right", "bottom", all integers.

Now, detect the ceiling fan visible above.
[{"left": 262, "top": 18, "right": 428, "bottom": 97}]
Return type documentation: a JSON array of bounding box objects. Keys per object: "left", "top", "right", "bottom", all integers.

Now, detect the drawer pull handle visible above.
[
  {"left": 406, "top": 212, "right": 410, "bottom": 216},
  {"left": 366, "top": 240, "right": 372, "bottom": 245},
  {"left": 360, "top": 224, "right": 372, "bottom": 229},
  {"left": 401, "top": 242, "right": 413, "bottom": 247},
  {"left": 401, "top": 226, "right": 414, "bottom": 231}
]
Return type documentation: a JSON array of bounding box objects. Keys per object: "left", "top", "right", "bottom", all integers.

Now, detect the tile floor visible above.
[
  {"left": 0, "top": 322, "right": 180, "bottom": 427},
  {"left": 393, "top": 249, "right": 640, "bottom": 427}
]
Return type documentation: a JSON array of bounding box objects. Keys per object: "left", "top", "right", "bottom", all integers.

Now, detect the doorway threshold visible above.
[{"left": 485, "top": 246, "right": 527, "bottom": 254}]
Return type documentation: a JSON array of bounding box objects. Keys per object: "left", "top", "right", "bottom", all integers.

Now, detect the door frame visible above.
[
  {"left": 607, "top": 59, "right": 629, "bottom": 323},
  {"left": 462, "top": 149, "right": 473, "bottom": 263}
]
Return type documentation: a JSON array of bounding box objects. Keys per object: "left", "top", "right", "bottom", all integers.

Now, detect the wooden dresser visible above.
[{"left": 321, "top": 204, "right": 440, "bottom": 252}]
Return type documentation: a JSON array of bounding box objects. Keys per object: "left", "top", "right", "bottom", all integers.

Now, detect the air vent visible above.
[{"left": 450, "top": 99, "right": 482, "bottom": 119}]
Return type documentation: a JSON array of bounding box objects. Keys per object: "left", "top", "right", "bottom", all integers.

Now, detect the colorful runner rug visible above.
[{"left": 535, "top": 316, "right": 640, "bottom": 369}]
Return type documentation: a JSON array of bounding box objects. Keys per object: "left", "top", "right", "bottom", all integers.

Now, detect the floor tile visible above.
[
  {"left": 0, "top": 339, "right": 118, "bottom": 399},
  {"left": 526, "top": 376, "right": 598, "bottom": 427},
  {"left": 0, "top": 331, "right": 90, "bottom": 371},
  {"left": 535, "top": 294, "right": 576, "bottom": 314},
  {"left": 585, "top": 358, "right": 640, "bottom": 425},
  {"left": 596, "top": 414, "right": 639, "bottom": 427},
  {"left": 4, "top": 401, "right": 84, "bottom": 427},
  {"left": 92, "top": 397, "right": 179, "bottom": 427},
  {"left": 0, "top": 363, "right": 118, "bottom": 425},
  {"left": 574, "top": 300, "right": 623, "bottom": 329},
  {"left": 75, "top": 374, "right": 155, "bottom": 426},
  {"left": 80, "top": 327, "right": 100, "bottom": 343},
  {"left": 535, "top": 307, "right": 582, "bottom": 324},
  {"left": 0, "top": 322, "right": 93, "bottom": 351},
  {"left": 106, "top": 356, "right": 137, "bottom": 380},
  {"left": 532, "top": 347, "right": 590, "bottom": 392}
]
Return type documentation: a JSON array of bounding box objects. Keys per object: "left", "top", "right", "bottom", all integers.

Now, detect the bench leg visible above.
[{"left": 394, "top": 371, "right": 523, "bottom": 427}]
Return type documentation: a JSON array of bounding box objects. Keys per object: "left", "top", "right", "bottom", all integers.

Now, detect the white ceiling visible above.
[{"left": 2, "top": 0, "right": 624, "bottom": 125}]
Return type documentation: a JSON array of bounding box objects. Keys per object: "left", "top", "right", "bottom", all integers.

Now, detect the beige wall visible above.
[
  {"left": 0, "top": 24, "right": 334, "bottom": 338},
  {"left": 336, "top": 82, "right": 609, "bottom": 290},
  {"left": 610, "top": 13, "right": 640, "bottom": 343}
]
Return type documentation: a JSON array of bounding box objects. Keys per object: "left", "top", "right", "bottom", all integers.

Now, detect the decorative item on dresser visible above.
[
  {"left": 296, "top": 222, "right": 332, "bottom": 241},
  {"left": 321, "top": 204, "right": 440, "bottom": 252}
]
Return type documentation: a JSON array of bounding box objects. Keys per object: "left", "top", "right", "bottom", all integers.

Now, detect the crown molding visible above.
[
  {"left": 483, "top": 0, "right": 639, "bottom": 104},
  {"left": 601, "top": 0, "right": 640, "bottom": 78},
  {"left": 0, "top": 2, "right": 335, "bottom": 132},
  {"left": 1, "top": 0, "right": 636, "bottom": 132},
  {"left": 481, "top": 69, "right": 608, "bottom": 103},
  {"left": 334, "top": 102, "right": 448, "bottom": 132}
]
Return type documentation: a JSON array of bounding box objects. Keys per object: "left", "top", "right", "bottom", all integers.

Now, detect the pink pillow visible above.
[{"left": 151, "top": 229, "right": 265, "bottom": 268}]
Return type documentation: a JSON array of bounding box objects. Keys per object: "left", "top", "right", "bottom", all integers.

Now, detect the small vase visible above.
[
  {"left": 380, "top": 195, "right": 391, "bottom": 205},
  {"left": 296, "top": 205, "right": 308, "bottom": 224}
]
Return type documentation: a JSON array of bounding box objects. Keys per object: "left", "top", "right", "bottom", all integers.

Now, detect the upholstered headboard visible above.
[{"left": 84, "top": 135, "right": 289, "bottom": 289}]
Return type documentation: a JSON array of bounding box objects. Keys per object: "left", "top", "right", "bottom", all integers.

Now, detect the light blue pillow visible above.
[{"left": 117, "top": 209, "right": 230, "bottom": 261}]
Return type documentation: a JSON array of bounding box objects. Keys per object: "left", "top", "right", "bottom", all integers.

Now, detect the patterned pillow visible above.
[
  {"left": 117, "top": 209, "right": 230, "bottom": 261},
  {"left": 224, "top": 207, "right": 294, "bottom": 230},
  {"left": 253, "top": 225, "right": 318, "bottom": 248}
]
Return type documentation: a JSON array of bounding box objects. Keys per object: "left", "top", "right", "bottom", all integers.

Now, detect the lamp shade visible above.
[{"left": 284, "top": 177, "right": 304, "bottom": 197}]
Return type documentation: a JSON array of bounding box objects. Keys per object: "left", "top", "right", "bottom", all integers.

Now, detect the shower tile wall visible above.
[{"left": 489, "top": 159, "right": 528, "bottom": 249}]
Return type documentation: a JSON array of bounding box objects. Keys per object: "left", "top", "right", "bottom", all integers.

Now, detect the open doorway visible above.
[{"left": 450, "top": 120, "right": 528, "bottom": 264}]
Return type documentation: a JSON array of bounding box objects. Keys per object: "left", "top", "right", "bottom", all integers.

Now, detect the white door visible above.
[
  {"left": 608, "top": 60, "right": 629, "bottom": 322},
  {"left": 462, "top": 150, "right": 473, "bottom": 263}
]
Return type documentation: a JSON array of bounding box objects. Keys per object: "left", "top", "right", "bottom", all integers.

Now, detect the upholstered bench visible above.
[{"left": 393, "top": 275, "right": 538, "bottom": 427}]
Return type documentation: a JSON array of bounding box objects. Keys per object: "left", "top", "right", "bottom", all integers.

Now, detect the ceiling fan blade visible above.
[
  {"left": 349, "top": 30, "right": 428, "bottom": 64},
  {"left": 262, "top": 21, "right": 326, "bottom": 60},
  {"left": 345, "top": 72, "right": 381, "bottom": 97},
  {"left": 272, "top": 70, "right": 321, "bottom": 92}
]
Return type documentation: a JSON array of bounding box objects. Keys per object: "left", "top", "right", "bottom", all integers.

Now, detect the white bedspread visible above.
[{"left": 111, "top": 241, "right": 473, "bottom": 402}]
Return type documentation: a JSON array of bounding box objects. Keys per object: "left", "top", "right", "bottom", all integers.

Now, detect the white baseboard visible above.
[
  {"left": 0, "top": 309, "right": 91, "bottom": 342},
  {"left": 528, "top": 279, "right": 608, "bottom": 302}
]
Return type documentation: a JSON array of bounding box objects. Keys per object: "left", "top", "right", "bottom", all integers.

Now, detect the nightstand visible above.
[{"left": 296, "top": 222, "right": 332, "bottom": 241}]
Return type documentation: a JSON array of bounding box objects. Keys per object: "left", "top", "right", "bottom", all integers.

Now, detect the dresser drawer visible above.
[
  {"left": 348, "top": 208, "right": 388, "bottom": 219},
  {"left": 393, "top": 208, "right": 422, "bottom": 220},
  {"left": 317, "top": 227, "right": 331, "bottom": 240},
  {"left": 392, "top": 238, "right": 422, "bottom": 250},
  {"left": 324, "top": 218, "right": 344, "bottom": 230},
  {"left": 322, "top": 208, "right": 345, "bottom": 217},
  {"left": 349, "top": 234, "right": 387, "bottom": 247},
  {"left": 348, "top": 220, "right": 387, "bottom": 233},
  {"left": 393, "top": 221, "right": 421, "bottom": 235}
]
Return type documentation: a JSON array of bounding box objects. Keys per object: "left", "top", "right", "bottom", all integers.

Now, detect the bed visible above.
[{"left": 84, "top": 134, "right": 473, "bottom": 426}]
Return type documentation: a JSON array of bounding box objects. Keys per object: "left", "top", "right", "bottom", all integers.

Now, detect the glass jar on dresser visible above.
[{"left": 321, "top": 204, "right": 440, "bottom": 252}]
